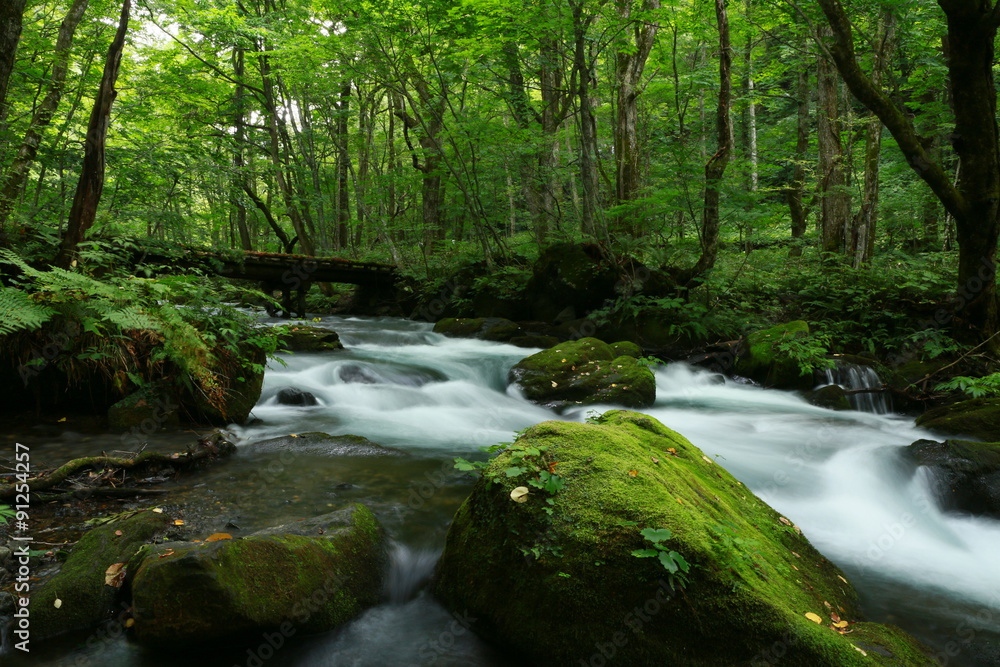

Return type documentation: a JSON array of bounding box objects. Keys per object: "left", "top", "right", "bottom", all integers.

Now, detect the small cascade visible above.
[
  {"left": 383, "top": 543, "right": 440, "bottom": 604},
  {"left": 821, "top": 360, "right": 892, "bottom": 414}
]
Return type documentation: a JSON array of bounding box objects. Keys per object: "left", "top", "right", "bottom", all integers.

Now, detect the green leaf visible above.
[
  {"left": 631, "top": 548, "right": 658, "bottom": 558},
  {"left": 640, "top": 527, "right": 673, "bottom": 544}
]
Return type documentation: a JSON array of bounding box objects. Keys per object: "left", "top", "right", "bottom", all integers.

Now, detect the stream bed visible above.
[{"left": 6, "top": 315, "right": 1000, "bottom": 666}]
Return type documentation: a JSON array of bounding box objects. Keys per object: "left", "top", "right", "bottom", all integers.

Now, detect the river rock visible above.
[
  {"left": 805, "top": 384, "right": 852, "bottom": 411},
  {"left": 275, "top": 386, "right": 319, "bottom": 406},
  {"left": 906, "top": 439, "right": 1000, "bottom": 517},
  {"left": 433, "top": 317, "right": 521, "bottom": 342},
  {"left": 244, "top": 432, "right": 404, "bottom": 456},
  {"left": 915, "top": 397, "right": 1000, "bottom": 440},
  {"left": 508, "top": 337, "right": 655, "bottom": 409},
  {"left": 28, "top": 510, "right": 172, "bottom": 639},
  {"left": 734, "top": 320, "right": 815, "bottom": 390},
  {"left": 434, "top": 411, "right": 933, "bottom": 665},
  {"left": 107, "top": 379, "right": 181, "bottom": 432},
  {"left": 278, "top": 325, "right": 344, "bottom": 352},
  {"left": 129, "top": 504, "right": 387, "bottom": 647}
]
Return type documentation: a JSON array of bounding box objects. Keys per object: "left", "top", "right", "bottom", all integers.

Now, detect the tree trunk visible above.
[
  {"left": 850, "top": 11, "right": 896, "bottom": 267},
  {"left": 816, "top": 0, "right": 1000, "bottom": 342},
  {"left": 817, "top": 26, "right": 850, "bottom": 258},
  {"left": 231, "top": 48, "right": 252, "bottom": 251},
  {"left": 0, "top": 0, "right": 89, "bottom": 235},
  {"left": 0, "top": 0, "right": 27, "bottom": 126},
  {"left": 787, "top": 66, "right": 810, "bottom": 257},
  {"left": 612, "top": 0, "right": 661, "bottom": 237},
  {"left": 678, "top": 0, "right": 731, "bottom": 285},
  {"left": 335, "top": 81, "right": 351, "bottom": 250},
  {"left": 572, "top": 2, "right": 601, "bottom": 239},
  {"left": 54, "top": 0, "right": 128, "bottom": 269}
]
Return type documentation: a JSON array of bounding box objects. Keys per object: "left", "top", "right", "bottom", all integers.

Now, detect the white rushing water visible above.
[
  {"left": 14, "top": 315, "right": 998, "bottom": 666},
  {"left": 236, "top": 316, "right": 1000, "bottom": 666}
]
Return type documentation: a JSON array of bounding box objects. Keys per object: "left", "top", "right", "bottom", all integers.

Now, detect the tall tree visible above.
[
  {"left": 817, "top": 25, "right": 850, "bottom": 256},
  {"left": 817, "top": 0, "right": 1000, "bottom": 342},
  {"left": 0, "top": 0, "right": 27, "bottom": 126},
  {"left": 0, "top": 0, "right": 90, "bottom": 235},
  {"left": 612, "top": 0, "right": 661, "bottom": 237},
  {"left": 55, "top": 0, "right": 130, "bottom": 268}
]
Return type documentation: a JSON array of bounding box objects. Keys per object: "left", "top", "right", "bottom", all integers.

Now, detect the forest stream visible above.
[{"left": 6, "top": 315, "right": 1000, "bottom": 666}]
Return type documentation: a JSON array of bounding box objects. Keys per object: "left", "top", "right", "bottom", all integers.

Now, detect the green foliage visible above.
[
  {"left": 631, "top": 526, "right": 691, "bottom": 590},
  {"left": 456, "top": 436, "right": 565, "bottom": 515},
  {"left": 935, "top": 374, "right": 1000, "bottom": 399},
  {"left": 0, "top": 249, "right": 280, "bottom": 408},
  {"left": 774, "top": 331, "right": 835, "bottom": 375},
  {"left": 0, "top": 504, "right": 15, "bottom": 525}
]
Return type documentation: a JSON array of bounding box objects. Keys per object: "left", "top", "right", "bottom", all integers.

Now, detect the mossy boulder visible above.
[
  {"left": 508, "top": 338, "right": 655, "bottom": 409},
  {"left": 906, "top": 439, "right": 1000, "bottom": 517},
  {"left": 434, "top": 411, "right": 932, "bottom": 666},
  {"left": 278, "top": 325, "right": 344, "bottom": 352},
  {"left": 184, "top": 345, "right": 266, "bottom": 425},
  {"left": 107, "top": 380, "right": 181, "bottom": 432},
  {"left": 735, "top": 320, "right": 814, "bottom": 390},
  {"left": 915, "top": 397, "right": 1000, "bottom": 440},
  {"left": 244, "top": 432, "right": 404, "bottom": 457},
  {"left": 129, "top": 504, "right": 386, "bottom": 648},
  {"left": 433, "top": 317, "right": 522, "bottom": 342},
  {"left": 28, "top": 510, "right": 172, "bottom": 639}
]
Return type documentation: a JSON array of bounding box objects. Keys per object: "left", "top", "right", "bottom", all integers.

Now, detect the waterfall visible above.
[{"left": 820, "top": 360, "right": 892, "bottom": 414}]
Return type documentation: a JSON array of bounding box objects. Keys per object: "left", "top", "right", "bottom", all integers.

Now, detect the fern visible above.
[{"left": 0, "top": 287, "right": 55, "bottom": 335}]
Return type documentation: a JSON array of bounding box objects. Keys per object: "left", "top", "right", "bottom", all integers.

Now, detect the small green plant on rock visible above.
[
  {"left": 935, "top": 373, "right": 1000, "bottom": 398},
  {"left": 631, "top": 527, "right": 691, "bottom": 590}
]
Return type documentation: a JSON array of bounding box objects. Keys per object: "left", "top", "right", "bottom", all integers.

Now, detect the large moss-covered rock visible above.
[
  {"left": 906, "top": 439, "right": 1000, "bottom": 517},
  {"left": 278, "top": 325, "right": 344, "bottom": 352},
  {"left": 185, "top": 345, "right": 265, "bottom": 425},
  {"left": 434, "top": 411, "right": 932, "bottom": 666},
  {"left": 130, "top": 504, "right": 386, "bottom": 647},
  {"left": 735, "top": 320, "right": 814, "bottom": 389},
  {"left": 509, "top": 338, "right": 655, "bottom": 409},
  {"left": 915, "top": 397, "right": 1000, "bottom": 440},
  {"left": 28, "top": 510, "right": 172, "bottom": 639},
  {"left": 108, "top": 380, "right": 181, "bottom": 432}
]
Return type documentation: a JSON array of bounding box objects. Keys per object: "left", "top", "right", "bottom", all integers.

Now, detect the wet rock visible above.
[
  {"left": 244, "top": 432, "right": 404, "bottom": 457},
  {"left": 278, "top": 325, "right": 344, "bottom": 352},
  {"left": 906, "top": 439, "right": 1000, "bottom": 518},
  {"left": 108, "top": 380, "right": 181, "bottom": 432},
  {"left": 434, "top": 411, "right": 933, "bottom": 666},
  {"left": 509, "top": 337, "right": 655, "bottom": 410},
  {"left": 734, "top": 320, "right": 815, "bottom": 390},
  {"left": 509, "top": 334, "right": 561, "bottom": 349},
  {"left": 915, "top": 397, "right": 1000, "bottom": 441},
  {"left": 275, "top": 386, "right": 319, "bottom": 406},
  {"left": 130, "top": 504, "right": 387, "bottom": 647},
  {"left": 28, "top": 510, "right": 172, "bottom": 640},
  {"left": 433, "top": 317, "right": 522, "bottom": 342},
  {"left": 338, "top": 363, "right": 381, "bottom": 384},
  {"left": 806, "top": 384, "right": 852, "bottom": 411}
]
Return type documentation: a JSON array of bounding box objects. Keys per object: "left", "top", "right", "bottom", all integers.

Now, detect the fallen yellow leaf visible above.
[
  {"left": 205, "top": 533, "right": 233, "bottom": 542},
  {"left": 125, "top": 617, "right": 135, "bottom": 628},
  {"left": 173, "top": 519, "right": 185, "bottom": 526},
  {"left": 702, "top": 455, "right": 713, "bottom": 464},
  {"left": 805, "top": 612, "right": 823, "bottom": 624},
  {"left": 54, "top": 598, "right": 62, "bottom": 609},
  {"left": 628, "top": 470, "right": 638, "bottom": 477},
  {"left": 833, "top": 620, "right": 849, "bottom": 629}
]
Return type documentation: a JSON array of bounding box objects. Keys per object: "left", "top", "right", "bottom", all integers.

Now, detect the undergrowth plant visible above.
[{"left": 0, "top": 249, "right": 280, "bottom": 412}]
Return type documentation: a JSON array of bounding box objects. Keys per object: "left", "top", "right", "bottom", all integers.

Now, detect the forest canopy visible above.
[{"left": 0, "top": 0, "right": 998, "bottom": 342}]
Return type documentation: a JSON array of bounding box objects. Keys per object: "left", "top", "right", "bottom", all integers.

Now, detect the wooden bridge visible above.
[{"left": 134, "top": 247, "right": 399, "bottom": 317}]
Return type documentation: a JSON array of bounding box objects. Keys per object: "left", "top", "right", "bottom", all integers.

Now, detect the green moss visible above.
[
  {"left": 735, "top": 320, "right": 814, "bottom": 389},
  {"left": 433, "top": 317, "right": 486, "bottom": 337},
  {"left": 610, "top": 340, "right": 643, "bottom": 358},
  {"left": 29, "top": 510, "right": 171, "bottom": 639},
  {"left": 278, "top": 325, "right": 344, "bottom": 352},
  {"left": 131, "top": 504, "right": 386, "bottom": 647},
  {"left": 916, "top": 397, "right": 1000, "bottom": 440},
  {"left": 509, "top": 338, "right": 655, "bottom": 409},
  {"left": 434, "top": 411, "right": 932, "bottom": 665}
]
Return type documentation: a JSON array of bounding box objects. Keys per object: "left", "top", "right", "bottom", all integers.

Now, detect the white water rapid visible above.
[{"left": 12, "top": 315, "right": 999, "bottom": 666}]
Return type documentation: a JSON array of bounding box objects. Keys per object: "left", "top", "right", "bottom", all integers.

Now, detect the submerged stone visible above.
[
  {"left": 434, "top": 411, "right": 932, "bottom": 666},
  {"left": 508, "top": 337, "right": 655, "bottom": 410},
  {"left": 129, "top": 504, "right": 386, "bottom": 647},
  {"left": 278, "top": 325, "right": 344, "bottom": 352},
  {"left": 275, "top": 386, "right": 319, "bottom": 406}
]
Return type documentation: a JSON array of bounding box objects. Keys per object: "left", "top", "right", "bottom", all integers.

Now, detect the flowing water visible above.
[{"left": 6, "top": 316, "right": 1000, "bottom": 666}]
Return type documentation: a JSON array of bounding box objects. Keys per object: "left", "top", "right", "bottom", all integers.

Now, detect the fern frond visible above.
[{"left": 0, "top": 287, "right": 55, "bottom": 335}]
